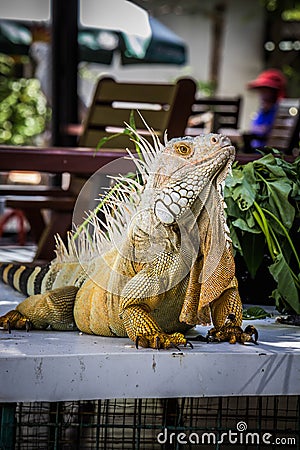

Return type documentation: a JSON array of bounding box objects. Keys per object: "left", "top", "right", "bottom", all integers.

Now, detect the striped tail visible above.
[{"left": 0, "top": 262, "right": 51, "bottom": 297}]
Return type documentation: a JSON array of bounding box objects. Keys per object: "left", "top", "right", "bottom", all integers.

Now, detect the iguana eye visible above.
[
  {"left": 175, "top": 143, "right": 193, "bottom": 157},
  {"left": 210, "top": 136, "right": 218, "bottom": 144}
]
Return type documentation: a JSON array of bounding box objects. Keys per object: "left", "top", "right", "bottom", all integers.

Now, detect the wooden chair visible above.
[
  {"left": 0, "top": 77, "right": 196, "bottom": 261},
  {"left": 186, "top": 96, "right": 242, "bottom": 135},
  {"left": 265, "top": 98, "right": 300, "bottom": 153},
  {"left": 243, "top": 98, "right": 300, "bottom": 154},
  {"left": 79, "top": 76, "right": 196, "bottom": 148}
]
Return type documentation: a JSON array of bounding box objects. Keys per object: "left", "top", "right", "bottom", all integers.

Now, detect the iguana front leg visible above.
[
  {"left": 119, "top": 252, "right": 190, "bottom": 349},
  {"left": 0, "top": 286, "right": 78, "bottom": 331},
  {"left": 210, "top": 278, "right": 243, "bottom": 329},
  {"left": 120, "top": 305, "right": 188, "bottom": 349},
  {"left": 0, "top": 309, "right": 31, "bottom": 332},
  {"left": 208, "top": 278, "right": 244, "bottom": 342}
]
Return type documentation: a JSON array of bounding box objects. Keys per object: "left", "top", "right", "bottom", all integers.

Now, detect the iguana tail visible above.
[
  {"left": 0, "top": 257, "right": 88, "bottom": 297},
  {"left": 0, "top": 234, "right": 88, "bottom": 296},
  {"left": 0, "top": 262, "right": 52, "bottom": 296}
]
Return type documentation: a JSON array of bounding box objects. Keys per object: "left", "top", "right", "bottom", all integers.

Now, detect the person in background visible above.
[{"left": 246, "top": 68, "right": 287, "bottom": 149}]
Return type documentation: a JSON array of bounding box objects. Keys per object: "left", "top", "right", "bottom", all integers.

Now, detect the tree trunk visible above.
[{"left": 209, "top": 2, "right": 227, "bottom": 94}]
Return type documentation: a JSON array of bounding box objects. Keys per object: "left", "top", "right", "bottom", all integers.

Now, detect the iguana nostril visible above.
[{"left": 220, "top": 135, "right": 231, "bottom": 147}]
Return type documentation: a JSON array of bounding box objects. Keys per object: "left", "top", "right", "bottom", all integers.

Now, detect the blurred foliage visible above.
[
  {"left": 261, "top": 0, "right": 300, "bottom": 14},
  {"left": 242, "top": 306, "right": 271, "bottom": 320},
  {"left": 261, "top": 0, "right": 300, "bottom": 96},
  {"left": 197, "top": 80, "right": 216, "bottom": 97},
  {"left": 0, "top": 53, "right": 50, "bottom": 145}
]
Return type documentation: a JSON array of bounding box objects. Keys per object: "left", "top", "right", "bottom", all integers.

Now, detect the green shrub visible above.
[
  {"left": 225, "top": 151, "right": 300, "bottom": 315},
  {"left": 0, "top": 53, "right": 50, "bottom": 145}
]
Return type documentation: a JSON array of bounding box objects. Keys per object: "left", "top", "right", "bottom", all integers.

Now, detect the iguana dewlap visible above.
[{"left": 0, "top": 131, "right": 245, "bottom": 348}]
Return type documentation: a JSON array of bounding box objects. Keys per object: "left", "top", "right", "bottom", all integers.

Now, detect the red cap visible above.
[{"left": 247, "top": 69, "right": 287, "bottom": 98}]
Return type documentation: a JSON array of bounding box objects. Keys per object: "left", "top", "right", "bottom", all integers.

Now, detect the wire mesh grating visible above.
[{"left": 0, "top": 396, "right": 299, "bottom": 450}]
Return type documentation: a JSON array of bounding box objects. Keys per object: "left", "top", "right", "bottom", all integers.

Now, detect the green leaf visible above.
[
  {"left": 225, "top": 167, "right": 243, "bottom": 189},
  {"left": 253, "top": 154, "right": 287, "bottom": 178},
  {"left": 269, "top": 254, "right": 300, "bottom": 314},
  {"left": 232, "top": 217, "right": 261, "bottom": 233},
  {"left": 240, "top": 232, "right": 265, "bottom": 278},
  {"left": 228, "top": 223, "right": 243, "bottom": 254},
  {"left": 129, "top": 109, "right": 137, "bottom": 130},
  {"left": 96, "top": 133, "right": 123, "bottom": 150},
  {"left": 224, "top": 195, "right": 241, "bottom": 219},
  {"left": 225, "top": 165, "right": 257, "bottom": 211},
  {"left": 242, "top": 306, "right": 271, "bottom": 320},
  {"left": 225, "top": 153, "right": 299, "bottom": 314},
  {"left": 265, "top": 180, "right": 294, "bottom": 230}
]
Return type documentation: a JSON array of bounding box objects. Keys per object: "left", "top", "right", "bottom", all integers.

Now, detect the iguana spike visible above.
[
  {"left": 124, "top": 150, "right": 148, "bottom": 180},
  {"left": 54, "top": 234, "right": 69, "bottom": 262},
  {"left": 164, "top": 130, "right": 168, "bottom": 147}
]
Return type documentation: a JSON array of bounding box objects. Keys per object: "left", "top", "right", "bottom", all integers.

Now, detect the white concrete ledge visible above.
[{"left": 0, "top": 283, "right": 299, "bottom": 402}]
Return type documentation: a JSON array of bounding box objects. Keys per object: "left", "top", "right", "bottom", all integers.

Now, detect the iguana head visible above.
[{"left": 152, "top": 133, "right": 235, "bottom": 224}]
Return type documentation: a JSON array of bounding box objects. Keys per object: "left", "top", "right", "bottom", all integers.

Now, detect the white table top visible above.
[{"left": 0, "top": 282, "right": 299, "bottom": 402}]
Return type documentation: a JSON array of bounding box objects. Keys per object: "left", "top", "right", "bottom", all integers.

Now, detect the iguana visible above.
[{"left": 0, "top": 128, "right": 257, "bottom": 348}]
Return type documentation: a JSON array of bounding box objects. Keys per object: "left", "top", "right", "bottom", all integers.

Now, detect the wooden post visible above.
[
  {"left": 209, "top": 2, "right": 227, "bottom": 93},
  {"left": 51, "top": 0, "right": 78, "bottom": 146}
]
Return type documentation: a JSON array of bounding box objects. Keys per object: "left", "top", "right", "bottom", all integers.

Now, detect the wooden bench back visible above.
[
  {"left": 189, "top": 96, "right": 242, "bottom": 132},
  {"left": 79, "top": 77, "right": 196, "bottom": 148},
  {"left": 266, "top": 98, "right": 300, "bottom": 153}
]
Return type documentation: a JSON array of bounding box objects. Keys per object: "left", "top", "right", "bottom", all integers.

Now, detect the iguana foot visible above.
[
  {"left": 242, "top": 325, "right": 259, "bottom": 344},
  {"left": 135, "top": 331, "right": 193, "bottom": 350},
  {"left": 276, "top": 314, "right": 300, "bottom": 326},
  {"left": 121, "top": 306, "right": 193, "bottom": 349},
  {"left": 0, "top": 310, "right": 31, "bottom": 333},
  {"left": 207, "top": 314, "right": 258, "bottom": 345}
]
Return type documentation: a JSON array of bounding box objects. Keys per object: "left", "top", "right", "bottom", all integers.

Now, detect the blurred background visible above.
[{"left": 0, "top": 0, "right": 299, "bottom": 144}]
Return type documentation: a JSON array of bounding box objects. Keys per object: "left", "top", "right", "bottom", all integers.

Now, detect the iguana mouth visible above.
[{"left": 210, "top": 144, "right": 235, "bottom": 186}]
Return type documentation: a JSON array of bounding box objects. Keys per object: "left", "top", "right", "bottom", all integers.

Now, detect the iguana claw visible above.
[
  {"left": 135, "top": 336, "right": 140, "bottom": 349},
  {"left": 155, "top": 336, "right": 161, "bottom": 350},
  {"left": 25, "top": 319, "right": 32, "bottom": 332},
  {"left": 207, "top": 315, "right": 259, "bottom": 345},
  {"left": 135, "top": 331, "right": 188, "bottom": 349},
  {"left": 170, "top": 342, "right": 181, "bottom": 351},
  {"left": 243, "top": 325, "right": 259, "bottom": 344},
  {"left": 0, "top": 309, "right": 29, "bottom": 332}
]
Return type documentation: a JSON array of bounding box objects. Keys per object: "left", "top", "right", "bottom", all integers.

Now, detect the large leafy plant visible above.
[
  {"left": 224, "top": 151, "right": 300, "bottom": 315},
  {"left": 0, "top": 53, "right": 50, "bottom": 145}
]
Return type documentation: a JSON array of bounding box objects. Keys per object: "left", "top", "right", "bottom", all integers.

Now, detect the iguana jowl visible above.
[{"left": 0, "top": 130, "right": 253, "bottom": 348}]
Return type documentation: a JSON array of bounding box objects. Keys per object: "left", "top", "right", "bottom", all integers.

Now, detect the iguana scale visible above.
[{"left": 0, "top": 129, "right": 256, "bottom": 348}]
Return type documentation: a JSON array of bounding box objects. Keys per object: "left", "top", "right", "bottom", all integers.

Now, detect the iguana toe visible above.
[
  {"left": 207, "top": 322, "right": 259, "bottom": 345},
  {"left": 184, "top": 340, "right": 194, "bottom": 349},
  {"left": 135, "top": 331, "right": 188, "bottom": 349},
  {"left": 242, "top": 325, "right": 259, "bottom": 344},
  {"left": 0, "top": 309, "right": 30, "bottom": 332}
]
